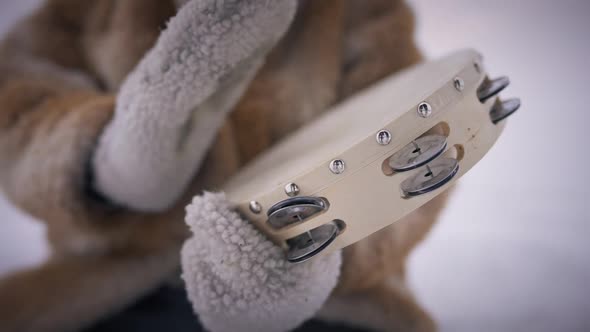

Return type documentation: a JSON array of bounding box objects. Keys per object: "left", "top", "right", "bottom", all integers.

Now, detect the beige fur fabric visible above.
[{"left": 0, "top": 1, "right": 447, "bottom": 331}]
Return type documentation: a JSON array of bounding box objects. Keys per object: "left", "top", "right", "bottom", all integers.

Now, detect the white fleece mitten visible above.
[
  {"left": 181, "top": 193, "right": 342, "bottom": 332},
  {"left": 93, "top": 0, "right": 297, "bottom": 211}
]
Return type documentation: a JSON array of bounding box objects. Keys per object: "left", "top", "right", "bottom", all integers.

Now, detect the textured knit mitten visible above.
[
  {"left": 182, "top": 193, "right": 342, "bottom": 332},
  {"left": 93, "top": 0, "right": 298, "bottom": 211}
]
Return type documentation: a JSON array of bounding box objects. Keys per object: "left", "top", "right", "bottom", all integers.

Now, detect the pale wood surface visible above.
[{"left": 225, "top": 49, "right": 505, "bottom": 253}]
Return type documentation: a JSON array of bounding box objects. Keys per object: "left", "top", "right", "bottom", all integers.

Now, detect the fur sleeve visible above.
[{"left": 0, "top": 0, "right": 188, "bottom": 255}]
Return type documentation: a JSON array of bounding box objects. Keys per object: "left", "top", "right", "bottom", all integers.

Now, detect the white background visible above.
[{"left": 0, "top": 1, "right": 588, "bottom": 331}]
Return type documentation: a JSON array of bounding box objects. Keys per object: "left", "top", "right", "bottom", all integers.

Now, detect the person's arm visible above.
[{"left": 92, "top": 0, "right": 297, "bottom": 211}]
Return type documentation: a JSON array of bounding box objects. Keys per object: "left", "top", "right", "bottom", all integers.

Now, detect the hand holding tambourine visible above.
[{"left": 181, "top": 49, "right": 519, "bottom": 331}]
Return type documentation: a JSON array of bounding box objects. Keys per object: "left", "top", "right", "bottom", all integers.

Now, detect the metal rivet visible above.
[
  {"left": 249, "top": 201, "right": 262, "bottom": 214},
  {"left": 417, "top": 102, "right": 432, "bottom": 118},
  {"left": 284, "top": 183, "right": 300, "bottom": 197},
  {"left": 329, "top": 159, "right": 345, "bottom": 174},
  {"left": 376, "top": 130, "right": 392, "bottom": 145},
  {"left": 454, "top": 77, "right": 465, "bottom": 91}
]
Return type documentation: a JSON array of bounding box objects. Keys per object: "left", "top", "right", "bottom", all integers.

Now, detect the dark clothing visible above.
[{"left": 87, "top": 286, "right": 372, "bottom": 332}]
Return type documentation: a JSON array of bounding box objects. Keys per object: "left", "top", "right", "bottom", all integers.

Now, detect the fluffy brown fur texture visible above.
[{"left": 0, "top": 0, "right": 450, "bottom": 331}]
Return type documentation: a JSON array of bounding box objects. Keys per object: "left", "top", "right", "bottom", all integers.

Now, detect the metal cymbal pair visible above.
[{"left": 478, "top": 76, "right": 521, "bottom": 123}]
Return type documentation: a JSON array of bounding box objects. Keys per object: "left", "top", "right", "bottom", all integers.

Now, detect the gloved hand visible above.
[
  {"left": 93, "top": 0, "right": 299, "bottom": 211},
  {"left": 181, "top": 192, "right": 342, "bottom": 332}
]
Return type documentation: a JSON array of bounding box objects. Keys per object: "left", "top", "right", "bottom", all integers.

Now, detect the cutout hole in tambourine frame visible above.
[
  {"left": 446, "top": 144, "right": 465, "bottom": 161},
  {"left": 333, "top": 219, "right": 347, "bottom": 234}
]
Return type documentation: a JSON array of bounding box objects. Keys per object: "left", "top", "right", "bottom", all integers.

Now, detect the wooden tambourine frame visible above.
[{"left": 224, "top": 49, "right": 519, "bottom": 263}]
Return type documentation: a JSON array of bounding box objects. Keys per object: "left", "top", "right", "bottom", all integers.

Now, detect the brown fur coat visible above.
[{"left": 0, "top": 0, "right": 449, "bottom": 331}]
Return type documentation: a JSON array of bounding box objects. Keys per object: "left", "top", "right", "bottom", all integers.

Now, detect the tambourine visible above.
[{"left": 223, "top": 49, "right": 520, "bottom": 263}]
